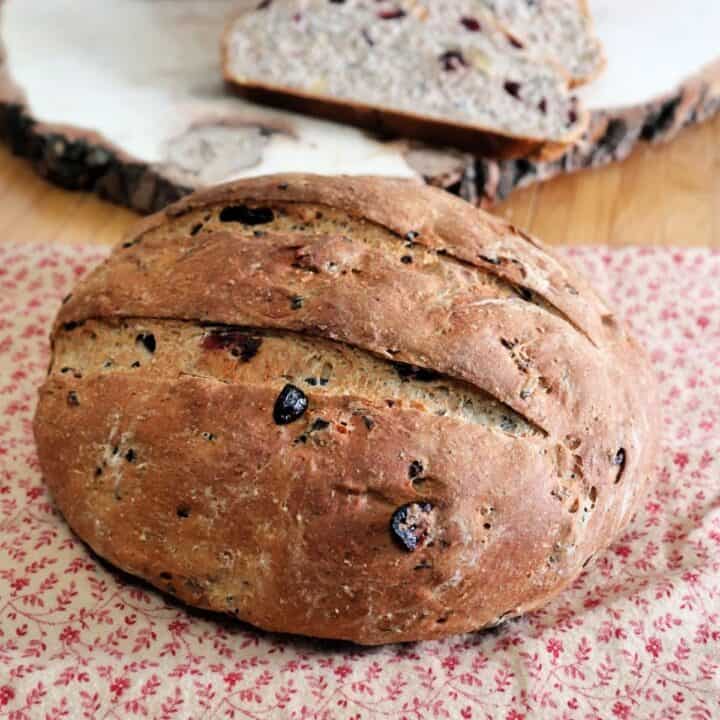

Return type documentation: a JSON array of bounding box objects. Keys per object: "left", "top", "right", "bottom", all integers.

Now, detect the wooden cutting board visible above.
[
  {"left": 2, "top": 107, "right": 717, "bottom": 249},
  {"left": 1, "top": 0, "right": 719, "bottom": 215}
]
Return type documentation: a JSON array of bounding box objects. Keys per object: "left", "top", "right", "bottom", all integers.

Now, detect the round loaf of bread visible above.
[{"left": 33, "top": 174, "right": 658, "bottom": 644}]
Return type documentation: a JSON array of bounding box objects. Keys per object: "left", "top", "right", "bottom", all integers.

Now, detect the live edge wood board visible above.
[{"left": 1, "top": 0, "right": 719, "bottom": 213}]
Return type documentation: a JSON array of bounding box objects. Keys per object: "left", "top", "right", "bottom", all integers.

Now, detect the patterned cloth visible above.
[{"left": 0, "top": 244, "right": 718, "bottom": 720}]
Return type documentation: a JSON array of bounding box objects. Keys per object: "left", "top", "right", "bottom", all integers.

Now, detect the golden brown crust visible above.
[
  {"left": 35, "top": 174, "right": 659, "bottom": 644},
  {"left": 35, "top": 372, "right": 565, "bottom": 643},
  {"left": 119, "top": 174, "right": 613, "bottom": 344}
]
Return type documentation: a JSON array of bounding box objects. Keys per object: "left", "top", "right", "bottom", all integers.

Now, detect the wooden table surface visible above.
[{"left": 1, "top": 112, "right": 719, "bottom": 248}]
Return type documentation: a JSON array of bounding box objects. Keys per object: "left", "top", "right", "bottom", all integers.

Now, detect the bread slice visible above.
[
  {"left": 222, "top": 1, "right": 589, "bottom": 157},
  {"left": 481, "top": 0, "right": 605, "bottom": 86}
]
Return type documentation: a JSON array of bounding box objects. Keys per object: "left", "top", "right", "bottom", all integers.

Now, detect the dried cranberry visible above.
[
  {"left": 440, "top": 50, "right": 467, "bottom": 72},
  {"left": 273, "top": 384, "right": 308, "bottom": 425},
  {"left": 391, "top": 502, "right": 436, "bottom": 551},
  {"left": 439, "top": 50, "right": 468, "bottom": 71},
  {"left": 219, "top": 205, "right": 275, "bottom": 225},
  {"left": 378, "top": 8, "right": 406, "bottom": 19},
  {"left": 136, "top": 333, "right": 156, "bottom": 353},
  {"left": 202, "top": 330, "right": 262, "bottom": 361},
  {"left": 229, "top": 338, "right": 261, "bottom": 361},
  {"left": 504, "top": 81, "right": 522, "bottom": 99},
  {"left": 506, "top": 34, "right": 524, "bottom": 49},
  {"left": 460, "top": 16, "right": 481, "bottom": 31}
]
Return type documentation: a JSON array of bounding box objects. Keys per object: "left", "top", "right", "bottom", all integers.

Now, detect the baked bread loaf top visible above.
[
  {"left": 480, "top": 0, "right": 605, "bottom": 86},
  {"left": 34, "top": 174, "right": 658, "bottom": 644},
  {"left": 222, "top": 1, "right": 589, "bottom": 156}
]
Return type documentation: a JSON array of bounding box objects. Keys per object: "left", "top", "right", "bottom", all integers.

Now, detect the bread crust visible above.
[{"left": 34, "top": 174, "right": 659, "bottom": 644}]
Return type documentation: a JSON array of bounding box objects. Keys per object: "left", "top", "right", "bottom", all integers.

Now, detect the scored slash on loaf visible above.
[{"left": 33, "top": 174, "right": 658, "bottom": 644}]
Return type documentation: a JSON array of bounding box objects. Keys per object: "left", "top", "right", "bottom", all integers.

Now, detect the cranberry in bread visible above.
[{"left": 33, "top": 175, "right": 658, "bottom": 644}]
